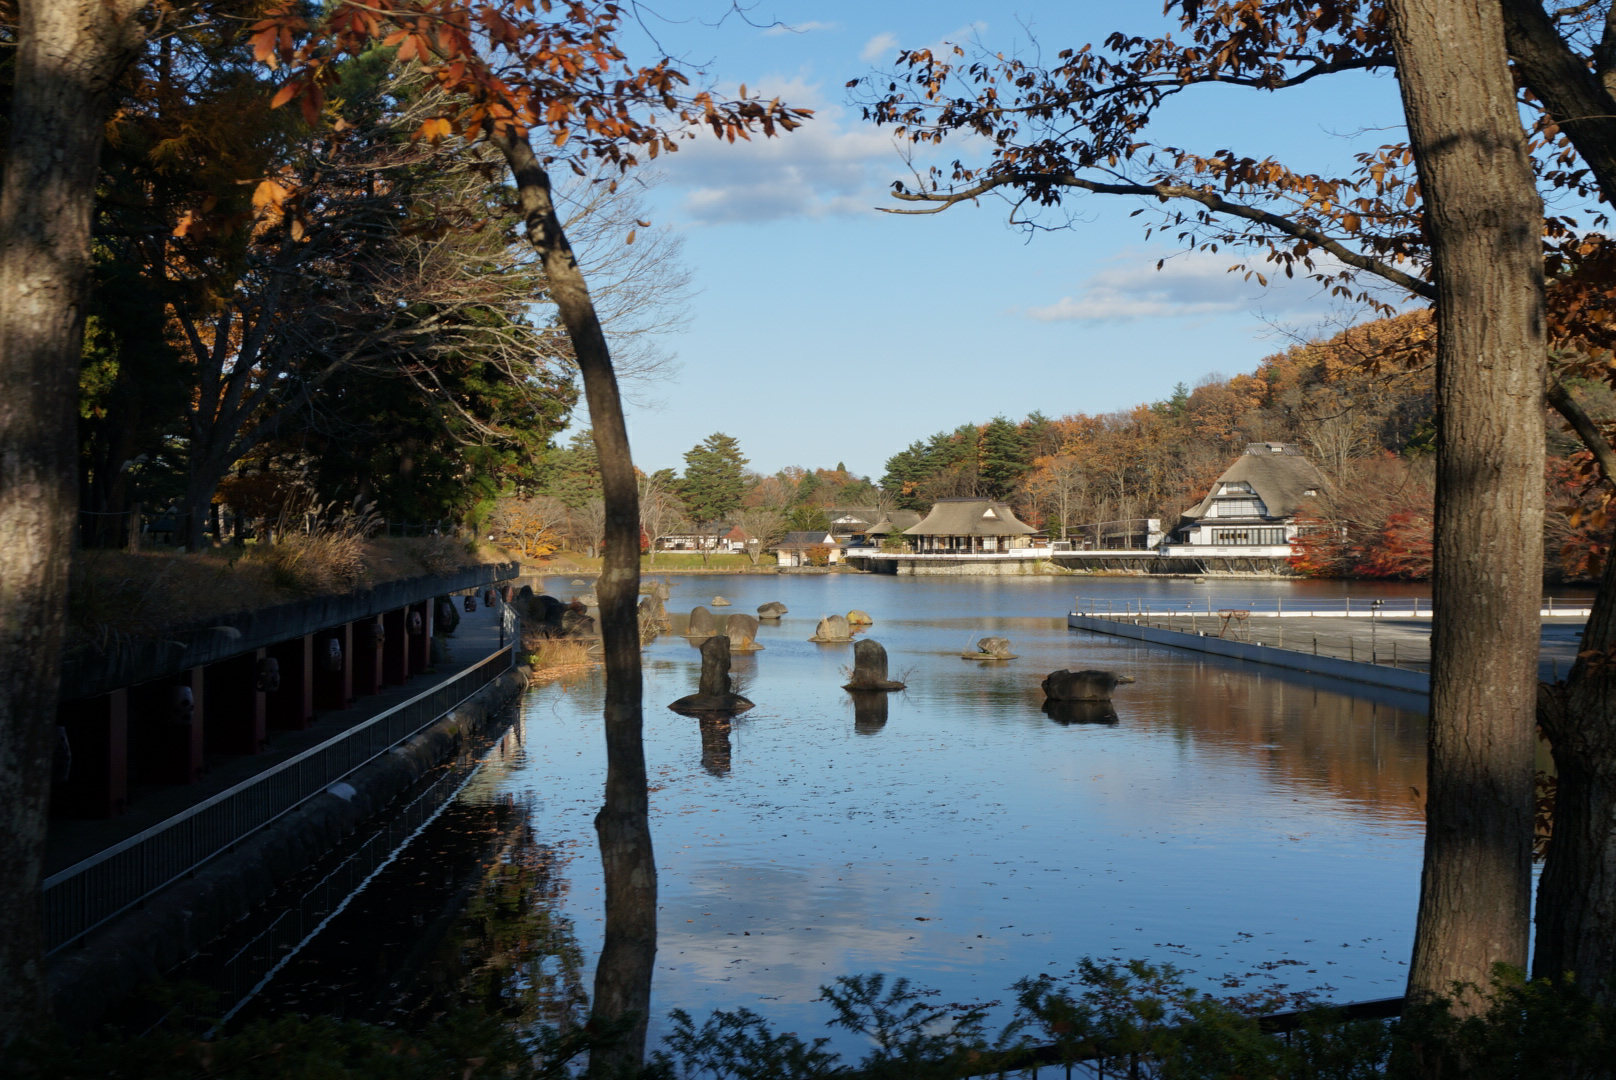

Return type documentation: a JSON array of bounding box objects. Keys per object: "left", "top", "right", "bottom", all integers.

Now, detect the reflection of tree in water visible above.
[{"left": 403, "top": 815, "right": 589, "bottom": 1035}]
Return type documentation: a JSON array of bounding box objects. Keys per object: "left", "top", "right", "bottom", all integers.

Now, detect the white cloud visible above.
[
  {"left": 763, "top": 20, "right": 839, "bottom": 37},
  {"left": 1025, "top": 250, "right": 1359, "bottom": 324},
  {"left": 654, "top": 76, "right": 919, "bottom": 225},
  {"left": 860, "top": 31, "right": 899, "bottom": 63}
]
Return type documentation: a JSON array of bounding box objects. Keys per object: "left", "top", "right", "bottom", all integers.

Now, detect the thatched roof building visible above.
[
  {"left": 904, "top": 499, "right": 1036, "bottom": 554},
  {"left": 1173, "top": 442, "right": 1325, "bottom": 548}
]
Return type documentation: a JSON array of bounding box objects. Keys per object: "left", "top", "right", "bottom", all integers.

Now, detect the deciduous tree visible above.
[
  {"left": 859, "top": 0, "right": 1548, "bottom": 1005},
  {"left": 0, "top": 0, "right": 161, "bottom": 1041}
]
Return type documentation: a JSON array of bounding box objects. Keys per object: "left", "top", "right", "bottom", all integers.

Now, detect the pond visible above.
[{"left": 231, "top": 573, "right": 1432, "bottom": 1054}]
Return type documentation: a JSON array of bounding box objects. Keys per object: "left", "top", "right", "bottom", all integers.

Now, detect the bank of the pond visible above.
[{"left": 47, "top": 661, "right": 531, "bottom": 1026}]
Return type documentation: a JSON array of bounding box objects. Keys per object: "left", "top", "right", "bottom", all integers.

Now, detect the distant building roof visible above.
[
  {"left": 866, "top": 510, "right": 922, "bottom": 535},
  {"left": 776, "top": 531, "right": 836, "bottom": 549},
  {"left": 825, "top": 507, "right": 880, "bottom": 528},
  {"left": 904, "top": 498, "right": 1036, "bottom": 537},
  {"left": 1184, "top": 443, "right": 1325, "bottom": 522}
]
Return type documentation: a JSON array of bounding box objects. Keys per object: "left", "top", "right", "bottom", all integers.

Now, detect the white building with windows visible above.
[{"left": 1163, "top": 443, "right": 1325, "bottom": 555}]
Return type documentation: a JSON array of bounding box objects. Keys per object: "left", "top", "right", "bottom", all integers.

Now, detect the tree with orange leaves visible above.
[
  {"left": 856, "top": 0, "right": 1554, "bottom": 1010},
  {"left": 247, "top": 4, "right": 807, "bottom": 1067},
  {"left": 0, "top": 0, "right": 807, "bottom": 1057}
]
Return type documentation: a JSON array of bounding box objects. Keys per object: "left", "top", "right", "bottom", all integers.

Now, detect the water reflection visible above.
[
  {"left": 697, "top": 717, "right": 732, "bottom": 776},
  {"left": 1042, "top": 700, "right": 1120, "bottom": 725},
  {"left": 847, "top": 690, "right": 889, "bottom": 734},
  {"left": 404, "top": 820, "right": 589, "bottom": 1033},
  {"left": 528, "top": 573, "right": 1432, "bottom": 1047},
  {"left": 211, "top": 576, "right": 1437, "bottom": 1060}
]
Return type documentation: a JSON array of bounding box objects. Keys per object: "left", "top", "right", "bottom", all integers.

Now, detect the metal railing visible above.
[
  {"left": 41, "top": 639, "right": 517, "bottom": 955},
  {"left": 1074, "top": 595, "right": 1595, "bottom": 618}
]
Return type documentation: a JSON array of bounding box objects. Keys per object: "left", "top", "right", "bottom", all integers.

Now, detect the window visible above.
[
  {"left": 1210, "top": 497, "right": 1267, "bottom": 518},
  {"left": 1221, "top": 481, "right": 1254, "bottom": 494},
  {"left": 1213, "top": 528, "right": 1286, "bottom": 545}
]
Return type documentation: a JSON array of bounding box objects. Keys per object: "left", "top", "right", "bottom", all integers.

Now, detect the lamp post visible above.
[{"left": 1370, "top": 598, "right": 1384, "bottom": 663}]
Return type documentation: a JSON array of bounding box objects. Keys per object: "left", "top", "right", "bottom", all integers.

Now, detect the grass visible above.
[
  {"left": 523, "top": 637, "right": 597, "bottom": 684},
  {"left": 70, "top": 536, "right": 513, "bottom": 647}
]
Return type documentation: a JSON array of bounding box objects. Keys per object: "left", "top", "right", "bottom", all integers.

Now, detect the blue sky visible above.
[{"left": 579, "top": 2, "right": 1409, "bottom": 480}]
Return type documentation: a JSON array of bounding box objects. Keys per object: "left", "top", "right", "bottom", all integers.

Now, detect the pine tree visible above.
[
  {"left": 680, "top": 432, "right": 748, "bottom": 523},
  {"left": 977, "top": 415, "right": 1030, "bottom": 501}
]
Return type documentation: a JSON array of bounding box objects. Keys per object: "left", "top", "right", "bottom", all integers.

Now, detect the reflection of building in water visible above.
[
  {"left": 698, "top": 716, "right": 732, "bottom": 775},
  {"left": 1134, "top": 664, "right": 1428, "bottom": 822},
  {"left": 848, "top": 690, "right": 889, "bottom": 734}
]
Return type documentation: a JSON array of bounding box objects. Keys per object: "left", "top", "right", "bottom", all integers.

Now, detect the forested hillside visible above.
[{"left": 875, "top": 311, "right": 1609, "bottom": 581}]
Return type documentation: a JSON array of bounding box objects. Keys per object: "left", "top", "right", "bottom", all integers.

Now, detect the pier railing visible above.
[
  {"left": 1074, "top": 595, "right": 1594, "bottom": 618},
  {"left": 41, "top": 638, "right": 517, "bottom": 956}
]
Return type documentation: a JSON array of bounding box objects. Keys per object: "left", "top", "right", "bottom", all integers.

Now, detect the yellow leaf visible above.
[
  {"left": 625, "top": 229, "right": 636, "bottom": 245},
  {"left": 252, "top": 180, "right": 290, "bottom": 214}
]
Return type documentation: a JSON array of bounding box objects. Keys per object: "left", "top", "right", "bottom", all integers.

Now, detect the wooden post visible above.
[{"left": 408, "top": 600, "right": 432, "bottom": 672}]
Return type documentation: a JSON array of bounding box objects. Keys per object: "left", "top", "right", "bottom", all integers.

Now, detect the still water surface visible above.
[{"left": 240, "top": 574, "right": 1432, "bottom": 1047}]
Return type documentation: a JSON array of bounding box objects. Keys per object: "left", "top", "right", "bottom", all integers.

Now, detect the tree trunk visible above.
[
  {"left": 1534, "top": 546, "right": 1616, "bottom": 992},
  {"left": 0, "top": 0, "right": 148, "bottom": 1044},
  {"left": 493, "top": 129, "right": 652, "bottom": 1074},
  {"left": 1384, "top": 0, "right": 1546, "bottom": 1005},
  {"left": 1500, "top": 0, "right": 1616, "bottom": 1002}
]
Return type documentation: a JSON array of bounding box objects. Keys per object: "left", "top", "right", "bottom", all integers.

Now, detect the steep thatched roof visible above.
[
  {"left": 1185, "top": 443, "right": 1325, "bottom": 522},
  {"left": 866, "top": 510, "right": 921, "bottom": 535},
  {"left": 905, "top": 499, "right": 1035, "bottom": 537}
]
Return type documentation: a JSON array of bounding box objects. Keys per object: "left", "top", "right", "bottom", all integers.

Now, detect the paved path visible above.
[{"left": 45, "top": 601, "right": 513, "bottom": 876}]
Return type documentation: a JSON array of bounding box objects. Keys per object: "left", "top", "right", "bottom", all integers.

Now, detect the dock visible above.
[{"left": 1069, "top": 597, "right": 1591, "bottom": 697}]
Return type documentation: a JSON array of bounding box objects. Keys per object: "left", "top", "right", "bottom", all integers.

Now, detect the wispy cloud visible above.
[
  {"left": 860, "top": 31, "right": 899, "bottom": 62},
  {"left": 1024, "top": 250, "right": 1359, "bottom": 324},
  {"left": 655, "top": 76, "right": 916, "bottom": 225},
  {"left": 763, "top": 20, "right": 838, "bottom": 37}
]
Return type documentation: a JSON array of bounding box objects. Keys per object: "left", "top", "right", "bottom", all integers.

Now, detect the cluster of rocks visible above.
[
  {"left": 683, "top": 606, "right": 763, "bottom": 652},
  {"left": 650, "top": 592, "right": 1139, "bottom": 733}
]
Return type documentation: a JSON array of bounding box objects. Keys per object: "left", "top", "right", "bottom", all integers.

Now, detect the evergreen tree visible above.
[
  {"left": 978, "top": 415, "right": 1031, "bottom": 500},
  {"left": 542, "top": 428, "right": 602, "bottom": 508},
  {"left": 680, "top": 432, "right": 748, "bottom": 523}
]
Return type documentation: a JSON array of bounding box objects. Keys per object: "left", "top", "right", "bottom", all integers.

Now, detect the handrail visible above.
[
  {"left": 1072, "top": 595, "right": 1595, "bottom": 618},
  {"left": 41, "top": 642, "right": 515, "bottom": 955}
]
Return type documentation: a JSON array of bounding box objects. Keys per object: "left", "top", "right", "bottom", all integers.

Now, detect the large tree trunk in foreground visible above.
[
  {"left": 0, "top": 0, "right": 148, "bottom": 1045},
  {"left": 1500, "top": 0, "right": 1616, "bottom": 1002},
  {"left": 494, "top": 129, "right": 652, "bottom": 1074},
  {"left": 1385, "top": 0, "right": 1546, "bottom": 1005},
  {"left": 1535, "top": 546, "right": 1616, "bottom": 993}
]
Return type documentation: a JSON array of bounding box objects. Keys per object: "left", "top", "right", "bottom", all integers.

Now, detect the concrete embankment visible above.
[{"left": 46, "top": 662, "right": 531, "bottom": 1025}]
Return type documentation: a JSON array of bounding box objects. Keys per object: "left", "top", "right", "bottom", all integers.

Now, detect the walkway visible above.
[
  {"left": 45, "top": 600, "right": 515, "bottom": 877},
  {"left": 1070, "top": 608, "right": 1588, "bottom": 695}
]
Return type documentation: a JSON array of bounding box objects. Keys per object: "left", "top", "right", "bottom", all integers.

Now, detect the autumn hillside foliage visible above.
[{"left": 877, "top": 310, "right": 1609, "bottom": 582}]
